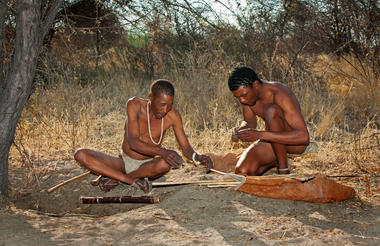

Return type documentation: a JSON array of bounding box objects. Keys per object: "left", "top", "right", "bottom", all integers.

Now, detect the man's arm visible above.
[
  {"left": 242, "top": 105, "right": 257, "bottom": 129},
  {"left": 126, "top": 99, "right": 183, "bottom": 166},
  {"left": 171, "top": 109, "right": 212, "bottom": 168},
  {"left": 232, "top": 105, "right": 257, "bottom": 142}
]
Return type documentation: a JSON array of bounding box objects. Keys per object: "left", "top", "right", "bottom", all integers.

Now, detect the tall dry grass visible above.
[{"left": 9, "top": 49, "right": 379, "bottom": 203}]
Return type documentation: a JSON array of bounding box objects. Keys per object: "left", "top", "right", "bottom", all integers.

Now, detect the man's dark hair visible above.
[
  {"left": 228, "top": 67, "right": 261, "bottom": 91},
  {"left": 151, "top": 79, "right": 175, "bottom": 96}
]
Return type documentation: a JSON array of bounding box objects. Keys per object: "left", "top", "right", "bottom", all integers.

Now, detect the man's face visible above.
[
  {"left": 232, "top": 85, "right": 258, "bottom": 106},
  {"left": 149, "top": 92, "right": 174, "bottom": 119}
]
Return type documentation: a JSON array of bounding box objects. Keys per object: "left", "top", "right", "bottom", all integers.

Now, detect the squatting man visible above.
[
  {"left": 75, "top": 79, "right": 212, "bottom": 193},
  {"left": 225, "top": 67, "right": 310, "bottom": 175}
]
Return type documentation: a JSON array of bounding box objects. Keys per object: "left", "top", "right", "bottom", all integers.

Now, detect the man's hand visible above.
[
  {"left": 196, "top": 154, "right": 213, "bottom": 172},
  {"left": 236, "top": 128, "right": 261, "bottom": 142},
  {"left": 161, "top": 149, "right": 184, "bottom": 168}
]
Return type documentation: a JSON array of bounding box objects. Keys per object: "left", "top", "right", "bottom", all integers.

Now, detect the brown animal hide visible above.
[
  {"left": 238, "top": 174, "right": 356, "bottom": 203},
  {"left": 206, "top": 152, "right": 239, "bottom": 172}
]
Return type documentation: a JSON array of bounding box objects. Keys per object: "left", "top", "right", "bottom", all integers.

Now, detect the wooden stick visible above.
[
  {"left": 80, "top": 196, "right": 160, "bottom": 204},
  {"left": 90, "top": 175, "right": 102, "bottom": 186},
  {"left": 209, "top": 168, "right": 226, "bottom": 175},
  {"left": 209, "top": 168, "right": 246, "bottom": 184},
  {"left": 207, "top": 184, "right": 240, "bottom": 188},
  {"left": 152, "top": 179, "right": 240, "bottom": 187},
  {"left": 327, "top": 175, "right": 380, "bottom": 178},
  {"left": 48, "top": 171, "right": 91, "bottom": 193}
]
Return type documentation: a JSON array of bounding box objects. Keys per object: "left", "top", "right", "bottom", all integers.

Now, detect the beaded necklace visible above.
[{"left": 147, "top": 100, "right": 164, "bottom": 145}]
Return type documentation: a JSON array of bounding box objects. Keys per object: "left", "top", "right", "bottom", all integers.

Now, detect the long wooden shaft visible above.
[
  {"left": 152, "top": 179, "right": 239, "bottom": 187},
  {"left": 207, "top": 184, "right": 239, "bottom": 188},
  {"left": 48, "top": 171, "right": 91, "bottom": 193},
  {"left": 80, "top": 196, "right": 160, "bottom": 204},
  {"left": 327, "top": 175, "right": 380, "bottom": 178}
]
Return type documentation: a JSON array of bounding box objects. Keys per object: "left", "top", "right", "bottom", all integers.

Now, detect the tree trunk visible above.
[
  {"left": 0, "top": 0, "right": 8, "bottom": 92},
  {"left": 0, "top": 0, "right": 63, "bottom": 198}
]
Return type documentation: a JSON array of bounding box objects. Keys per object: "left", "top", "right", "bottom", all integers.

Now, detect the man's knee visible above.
[
  {"left": 235, "top": 153, "right": 265, "bottom": 176},
  {"left": 264, "top": 104, "right": 284, "bottom": 121},
  {"left": 155, "top": 159, "right": 171, "bottom": 174},
  {"left": 235, "top": 164, "right": 259, "bottom": 176},
  {"left": 235, "top": 165, "right": 249, "bottom": 176}
]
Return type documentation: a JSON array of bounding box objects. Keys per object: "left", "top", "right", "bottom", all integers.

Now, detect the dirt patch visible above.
[{"left": 1, "top": 159, "right": 380, "bottom": 245}]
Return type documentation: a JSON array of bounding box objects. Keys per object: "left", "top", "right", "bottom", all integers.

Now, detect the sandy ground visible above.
[{"left": 1, "top": 157, "right": 379, "bottom": 246}]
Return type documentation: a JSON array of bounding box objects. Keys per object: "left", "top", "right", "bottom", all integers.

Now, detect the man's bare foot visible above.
[
  {"left": 132, "top": 178, "right": 152, "bottom": 193},
  {"left": 99, "top": 178, "right": 119, "bottom": 192}
]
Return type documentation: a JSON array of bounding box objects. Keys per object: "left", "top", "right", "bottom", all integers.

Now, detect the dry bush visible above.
[{"left": 311, "top": 54, "right": 379, "bottom": 130}]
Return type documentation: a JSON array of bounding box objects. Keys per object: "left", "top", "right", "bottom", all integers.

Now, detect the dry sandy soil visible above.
[{"left": 1, "top": 154, "right": 379, "bottom": 246}]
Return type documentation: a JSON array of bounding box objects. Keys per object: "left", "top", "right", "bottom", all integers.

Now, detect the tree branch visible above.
[{"left": 40, "top": 0, "right": 63, "bottom": 42}]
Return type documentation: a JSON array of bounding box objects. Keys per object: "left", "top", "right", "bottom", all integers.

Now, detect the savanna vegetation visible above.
[{"left": 1, "top": 0, "right": 379, "bottom": 203}]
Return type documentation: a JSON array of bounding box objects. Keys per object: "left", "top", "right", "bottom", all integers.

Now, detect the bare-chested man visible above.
[
  {"left": 226, "top": 67, "right": 309, "bottom": 175},
  {"left": 74, "top": 79, "right": 212, "bottom": 192}
]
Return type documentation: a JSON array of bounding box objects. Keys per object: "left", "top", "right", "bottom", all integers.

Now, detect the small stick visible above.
[
  {"left": 90, "top": 175, "right": 102, "bottom": 186},
  {"left": 209, "top": 168, "right": 226, "bottom": 175},
  {"left": 80, "top": 196, "right": 160, "bottom": 204},
  {"left": 209, "top": 168, "right": 246, "bottom": 182},
  {"left": 48, "top": 171, "right": 91, "bottom": 193}
]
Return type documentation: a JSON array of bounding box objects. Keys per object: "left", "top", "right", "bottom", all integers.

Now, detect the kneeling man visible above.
[
  {"left": 226, "top": 67, "right": 309, "bottom": 175},
  {"left": 75, "top": 79, "right": 212, "bottom": 192}
]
